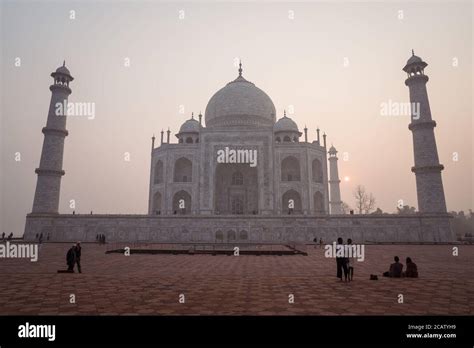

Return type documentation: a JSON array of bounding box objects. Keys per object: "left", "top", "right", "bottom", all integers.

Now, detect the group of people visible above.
[
  {"left": 335, "top": 237, "right": 355, "bottom": 282},
  {"left": 34, "top": 233, "right": 50, "bottom": 243},
  {"left": 327, "top": 237, "right": 419, "bottom": 281},
  {"left": 96, "top": 234, "right": 106, "bottom": 244},
  {"left": 1, "top": 232, "right": 14, "bottom": 241},
  {"left": 313, "top": 237, "right": 324, "bottom": 249},
  {"left": 383, "top": 256, "right": 418, "bottom": 278},
  {"left": 66, "top": 242, "right": 82, "bottom": 273}
]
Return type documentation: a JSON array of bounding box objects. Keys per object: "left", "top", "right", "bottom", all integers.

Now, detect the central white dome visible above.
[{"left": 205, "top": 73, "right": 276, "bottom": 128}]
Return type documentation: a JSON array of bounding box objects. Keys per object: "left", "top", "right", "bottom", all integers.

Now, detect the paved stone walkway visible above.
[{"left": 0, "top": 243, "right": 472, "bottom": 315}]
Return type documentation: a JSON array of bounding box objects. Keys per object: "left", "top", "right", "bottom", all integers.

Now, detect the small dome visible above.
[
  {"left": 179, "top": 117, "right": 200, "bottom": 133},
  {"left": 56, "top": 65, "right": 71, "bottom": 75},
  {"left": 274, "top": 115, "right": 299, "bottom": 133},
  {"left": 51, "top": 61, "right": 73, "bottom": 81},
  {"left": 329, "top": 145, "right": 337, "bottom": 154},
  {"left": 406, "top": 54, "right": 422, "bottom": 65},
  {"left": 55, "top": 61, "right": 71, "bottom": 75},
  {"left": 403, "top": 50, "right": 428, "bottom": 73}
]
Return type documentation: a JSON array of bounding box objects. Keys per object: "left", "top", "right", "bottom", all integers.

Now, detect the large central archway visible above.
[{"left": 214, "top": 163, "right": 258, "bottom": 215}]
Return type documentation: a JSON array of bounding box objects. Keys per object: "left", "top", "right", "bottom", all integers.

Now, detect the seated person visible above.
[
  {"left": 383, "top": 256, "right": 403, "bottom": 278},
  {"left": 403, "top": 257, "right": 418, "bottom": 278}
]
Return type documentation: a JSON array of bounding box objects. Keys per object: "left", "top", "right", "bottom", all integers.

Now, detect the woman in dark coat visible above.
[
  {"left": 404, "top": 257, "right": 418, "bottom": 278},
  {"left": 66, "top": 245, "right": 76, "bottom": 272}
]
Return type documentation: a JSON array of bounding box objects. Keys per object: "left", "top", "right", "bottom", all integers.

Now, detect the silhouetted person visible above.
[
  {"left": 47, "top": 233, "right": 50, "bottom": 241},
  {"left": 7, "top": 233, "right": 13, "bottom": 241},
  {"left": 336, "top": 237, "right": 349, "bottom": 282},
  {"left": 404, "top": 257, "right": 418, "bottom": 278},
  {"left": 313, "top": 237, "right": 318, "bottom": 248},
  {"left": 39, "top": 233, "right": 43, "bottom": 244},
  {"left": 1, "top": 232, "right": 4, "bottom": 241},
  {"left": 66, "top": 245, "right": 76, "bottom": 272},
  {"left": 319, "top": 238, "right": 323, "bottom": 249},
  {"left": 347, "top": 238, "right": 354, "bottom": 281},
  {"left": 74, "top": 242, "right": 82, "bottom": 273},
  {"left": 383, "top": 256, "right": 403, "bottom": 278}
]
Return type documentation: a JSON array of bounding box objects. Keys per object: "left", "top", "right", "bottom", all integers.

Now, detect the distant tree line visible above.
[
  {"left": 450, "top": 210, "right": 474, "bottom": 240},
  {"left": 339, "top": 185, "right": 474, "bottom": 239}
]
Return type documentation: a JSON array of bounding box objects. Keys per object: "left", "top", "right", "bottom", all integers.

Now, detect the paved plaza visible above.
[{"left": 0, "top": 243, "right": 473, "bottom": 315}]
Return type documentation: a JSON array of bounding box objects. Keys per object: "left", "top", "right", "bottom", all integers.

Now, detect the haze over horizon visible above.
[{"left": 1, "top": 0, "right": 472, "bottom": 236}]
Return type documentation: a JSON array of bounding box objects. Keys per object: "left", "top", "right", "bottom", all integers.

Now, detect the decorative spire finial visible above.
[
  {"left": 63, "top": 60, "right": 66, "bottom": 67},
  {"left": 238, "top": 60, "right": 242, "bottom": 77},
  {"left": 412, "top": 49, "right": 415, "bottom": 56},
  {"left": 191, "top": 112, "right": 194, "bottom": 119},
  {"left": 284, "top": 110, "right": 286, "bottom": 117}
]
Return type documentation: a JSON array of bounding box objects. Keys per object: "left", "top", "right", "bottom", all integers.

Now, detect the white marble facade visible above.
[{"left": 149, "top": 65, "right": 339, "bottom": 217}]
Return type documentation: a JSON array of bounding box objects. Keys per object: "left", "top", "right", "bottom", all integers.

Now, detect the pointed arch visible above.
[
  {"left": 154, "top": 160, "right": 163, "bottom": 184},
  {"left": 312, "top": 158, "right": 323, "bottom": 183},
  {"left": 172, "top": 190, "right": 192, "bottom": 214},
  {"left": 314, "top": 191, "right": 324, "bottom": 214},
  {"left": 173, "top": 157, "right": 192, "bottom": 182},
  {"left": 282, "top": 189, "right": 302, "bottom": 214},
  {"left": 281, "top": 156, "right": 300, "bottom": 182},
  {"left": 152, "top": 191, "right": 162, "bottom": 215}
]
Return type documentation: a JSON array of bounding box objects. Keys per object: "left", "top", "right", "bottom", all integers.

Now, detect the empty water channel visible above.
[{"left": 105, "top": 242, "right": 308, "bottom": 256}]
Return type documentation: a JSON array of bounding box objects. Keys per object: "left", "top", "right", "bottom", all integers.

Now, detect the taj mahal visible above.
[
  {"left": 148, "top": 63, "right": 340, "bottom": 218},
  {"left": 24, "top": 53, "right": 454, "bottom": 243}
]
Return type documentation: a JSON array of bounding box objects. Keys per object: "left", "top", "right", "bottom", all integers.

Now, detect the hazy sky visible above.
[{"left": 1, "top": 0, "right": 472, "bottom": 236}]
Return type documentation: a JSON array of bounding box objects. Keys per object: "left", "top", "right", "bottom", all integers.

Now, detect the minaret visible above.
[
  {"left": 31, "top": 62, "right": 73, "bottom": 214},
  {"left": 403, "top": 51, "right": 447, "bottom": 213},
  {"left": 328, "top": 145, "right": 343, "bottom": 214}
]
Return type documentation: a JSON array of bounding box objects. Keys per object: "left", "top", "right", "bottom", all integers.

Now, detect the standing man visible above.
[
  {"left": 336, "top": 237, "right": 348, "bottom": 282},
  {"left": 66, "top": 245, "right": 76, "bottom": 272},
  {"left": 74, "top": 242, "right": 82, "bottom": 273}
]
